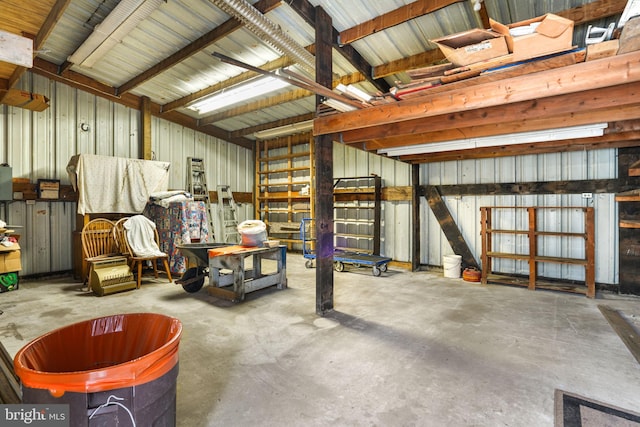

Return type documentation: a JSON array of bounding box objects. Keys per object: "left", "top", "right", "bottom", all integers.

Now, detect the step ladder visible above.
[
  {"left": 187, "top": 157, "right": 215, "bottom": 241},
  {"left": 217, "top": 185, "right": 240, "bottom": 243}
]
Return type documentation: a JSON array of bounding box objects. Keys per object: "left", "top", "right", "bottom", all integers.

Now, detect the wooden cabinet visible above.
[
  {"left": 255, "top": 136, "right": 314, "bottom": 247},
  {"left": 333, "top": 175, "right": 382, "bottom": 255},
  {"left": 480, "top": 206, "right": 595, "bottom": 298}
]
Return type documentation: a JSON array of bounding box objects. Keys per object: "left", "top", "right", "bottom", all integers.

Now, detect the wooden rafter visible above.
[
  {"left": 373, "top": 50, "right": 446, "bottom": 79},
  {"left": 117, "top": 0, "right": 282, "bottom": 96},
  {"left": 199, "top": 71, "right": 366, "bottom": 127},
  {"left": 338, "top": 0, "right": 464, "bottom": 45},
  {"left": 231, "top": 112, "right": 314, "bottom": 137},
  {"left": 287, "top": 0, "right": 390, "bottom": 93},
  {"left": 199, "top": 89, "right": 312, "bottom": 126},
  {"left": 162, "top": 56, "right": 295, "bottom": 113},
  {"left": 32, "top": 57, "right": 254, "bottom": 149},
  {"left": 556, "top": 0, "right": 628, "bottom": 23}
]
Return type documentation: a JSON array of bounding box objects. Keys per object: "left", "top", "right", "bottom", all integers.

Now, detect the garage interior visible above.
[{"left": 1, "top": 0, "right": 640, "bottom": 426}]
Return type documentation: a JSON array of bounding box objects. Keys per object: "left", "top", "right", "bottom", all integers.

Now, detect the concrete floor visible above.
[{"left": 1, "top": 254, "right": 640, "bottom": 426}]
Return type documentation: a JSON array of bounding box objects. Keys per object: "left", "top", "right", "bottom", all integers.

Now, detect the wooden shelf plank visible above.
[
  {"left": 335, "top": 233, "right": 375, "bottom": 239},
  {"left": 484, "top": 273, "right": 590, "bottom": 295},
  {"left": 258, "top": 151, "right": 311, "bottom": 162},
  {"left": 620, "top": 219, "right": 640, "bottom": 228},
  {"left": 535, "top": 255, "right": 587, "bottom": 265},
  {"left": 486, "top": 251, "right": 530, "bottom": 260},
  {"left": 258, "top": 167, "right": 311, "bottom": 174},
  {"left": 629, "top": 159, "right": 640, "bottom": 176}
]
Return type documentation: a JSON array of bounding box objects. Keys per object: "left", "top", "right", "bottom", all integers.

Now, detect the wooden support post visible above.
[
  {"left": 528, "top": 207, "right": 537, "bottom": 291},
  {"left": 585, "top": 207, "right": 596, "bottom": 298},
  {"left": 141, "top": 96, "right": 152, "bottom": 160},
  {"left": 411, "top": 164, "right": 420, "bottom": 271},
  {"left": 315, "top": 5, "right": 334, "bottom": 315}
]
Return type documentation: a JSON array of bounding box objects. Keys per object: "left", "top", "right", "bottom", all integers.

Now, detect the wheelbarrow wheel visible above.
[{"left": 181, "top": 267, "right": 205, "bottom": 293}]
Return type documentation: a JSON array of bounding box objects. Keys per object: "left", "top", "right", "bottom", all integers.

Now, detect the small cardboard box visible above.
[
  {"left": 431, "top": 28, "right": 509, "bottom": 67},
  {"left": 1, "top": 89, "right": 49, "bottom": 112},
  {"left": 490, "top": 13, "right": 574, "bottom": 62},
  {"left": 0, "top": 244, "right": 21, "bottom": 274}
]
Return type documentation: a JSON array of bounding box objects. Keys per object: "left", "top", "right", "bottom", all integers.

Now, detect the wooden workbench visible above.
[{"left": 207, "top": 245, "right": 287, "bottom": 302}]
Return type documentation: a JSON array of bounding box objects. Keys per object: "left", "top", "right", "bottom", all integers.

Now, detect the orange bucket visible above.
[{"left": 14, "top": 313, "right": 182, "bottom": 397}]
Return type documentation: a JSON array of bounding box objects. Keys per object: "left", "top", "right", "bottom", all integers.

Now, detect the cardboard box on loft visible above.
[
  {"left": 490, "top": 13, "right": 574, "bottom": 62},
  {"left": 431, "top": 28, "right": 509, "bottom": 67}
]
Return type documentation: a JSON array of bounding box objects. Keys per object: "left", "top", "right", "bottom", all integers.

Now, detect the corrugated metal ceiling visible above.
[{"left": 1, "top": 0, "right": 631, "bottom": 144}]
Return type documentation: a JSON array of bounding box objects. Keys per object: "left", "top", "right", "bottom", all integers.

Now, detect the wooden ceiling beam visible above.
[
  {"left": 373, "top": 49, "right": 446, "bottom": 79},
  {"left": 161, "top": 56, "right": 295, "bottom": 113},
  {"left": 232, "top": 112, "right": 314, "bottom": 137},
  {"left": 199, "top": 89, "right": 312, "bottom": 126},
  {"left": 398, "top": 131, "right": 640, "bottom": 164},
  {"left": 314, "top": 51, "right": 640, "bottom": 137},
  {"left": 287, "top": 0, "right": 390, "bottom": 93},
  {"left": 555, "top": 0, "right": 627, "bottom": 24},
  {"left": 338, "top": 0, "right": 464, "bottom": 45},
  {"left": 116, "top": 0, "right": 283, "bottom": 96},
  {"left": 364, "top": 104, "right": 640, "bottom": 151},
  {"left": 183, "top": 70, "right": 365, "bottom": 126},
  {"left": 341, "top": 81, "right": 640, "bottom": 144},
  {"left": 31, "top": 58, "right": 253, "bottom": 149}
]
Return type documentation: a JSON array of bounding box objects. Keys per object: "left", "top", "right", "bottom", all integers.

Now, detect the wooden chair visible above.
[
  {"left": 80, "top": 218, "right": 118, "bottom": 288},
  {"left": 112, "top": 217, "right": 131, "bottom": 261},
  {"left": 120, "top": 216, "right": 173, "bottom": 289}
]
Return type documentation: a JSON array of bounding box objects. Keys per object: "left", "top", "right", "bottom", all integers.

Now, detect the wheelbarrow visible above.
[{"left": 175, "top": 243, "right": 231, "bottom": 293}]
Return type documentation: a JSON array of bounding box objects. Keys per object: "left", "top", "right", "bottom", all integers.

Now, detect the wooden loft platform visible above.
[{"left": 313, "top": 50, "right": 640, "bottom": 164}]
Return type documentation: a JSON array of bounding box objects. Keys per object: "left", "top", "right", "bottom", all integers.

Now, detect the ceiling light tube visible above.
[
  {"left": 254, "top": 120, "right": 313, "bottom": 139},
  {"left": 68, "top": 0, "right": 164, "bottom": 67},
  {"left": 323, "top": 98, "right": 359, "bottom": 112},
  {"left": 189, "top": 76, "right": 290, "bottom": 114},
  {"left": 377, "top": 123, "right": 608, "bottom": 157}
]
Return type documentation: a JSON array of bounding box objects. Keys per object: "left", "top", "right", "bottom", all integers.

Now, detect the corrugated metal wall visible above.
[
  {"left": 0, "top": 72, "right": 253, "bottom": 275},
  {"left": 0, "top": 72, "right": 621, "bottom": 283},
  {"left": 420, "top": 150, "right": 618, "bottom": 284},
  {"left": 333, "top": 143, "right": 412, "bottom": 263}
]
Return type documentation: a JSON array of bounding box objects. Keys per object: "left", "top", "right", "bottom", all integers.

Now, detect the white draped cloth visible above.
[
  {"left": 67, "top": 154, "right": 170, "bottom": 215},
  {"left": 123, "top": 215, "right": 165, "bottom": 258}
]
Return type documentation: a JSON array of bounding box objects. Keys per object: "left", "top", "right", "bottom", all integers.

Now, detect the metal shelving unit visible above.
[{"left": 333, "top": 175, "right": 382, "bottom": 255}]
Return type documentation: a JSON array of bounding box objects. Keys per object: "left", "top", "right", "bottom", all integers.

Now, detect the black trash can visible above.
[{"left": 13, "top": 313, "right": 182, "bottom": 426}]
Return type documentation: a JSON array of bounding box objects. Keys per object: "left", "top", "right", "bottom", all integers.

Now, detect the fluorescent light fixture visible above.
[
  {"left": 323, "top": 98, "right": 358, "bottom": 112},
  {"left": 188, "top": 76, "right": 290, "bottom": 115},
  {"left": 377, "top": 123, "right": 608, "bottom": 157},
  {"left": 336, "top": 84, "right": 373, "bottom": 103},
  {"left": 254, "top": 120, "right": 313, "bottom": 139},
  {"left": 68, "top": 0, "right": 164, "bottom": 67}
]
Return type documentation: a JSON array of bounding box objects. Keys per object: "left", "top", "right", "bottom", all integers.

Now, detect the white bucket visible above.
[
  {"left": 443, "top": 254, "right": 462, "bottom": 278},
  {"left": 237, "top": 220, "right": 267, "bottom": 246}
]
